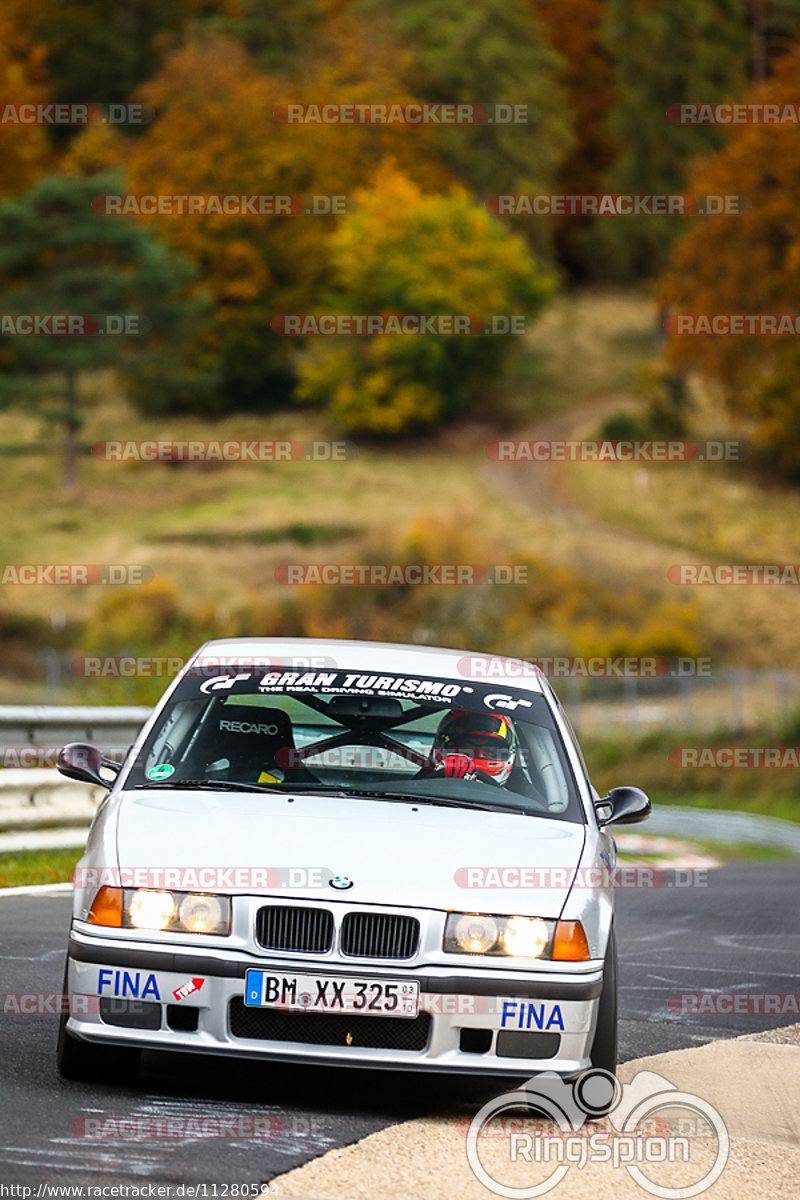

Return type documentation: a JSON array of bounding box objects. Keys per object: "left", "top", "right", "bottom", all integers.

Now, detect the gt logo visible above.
[
  {"left": 200, "top": 673, "right": 252, "bottom": 694},
  {"left": 484, "top": 693, "right": 533, "bottom": 712}
]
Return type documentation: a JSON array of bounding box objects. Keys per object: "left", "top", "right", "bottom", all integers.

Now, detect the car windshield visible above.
[{"left": 125, "top": 665, "right": 584, "bottom": 822}]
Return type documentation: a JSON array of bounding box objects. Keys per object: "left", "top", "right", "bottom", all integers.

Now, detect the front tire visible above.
[
  {"left": 56, "top": 959, "right": 140, "bottom": 1083},
  {"left": 588, "top": 925, "right": 618, "bottom": 1077}
]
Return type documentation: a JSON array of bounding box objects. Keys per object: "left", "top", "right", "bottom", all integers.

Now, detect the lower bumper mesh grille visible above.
[{"left": 229, "top": 998, "right": 431, "bottom": 1051}]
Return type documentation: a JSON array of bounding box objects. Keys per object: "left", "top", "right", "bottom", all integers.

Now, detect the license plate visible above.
[{"left": 244, "top": 970, "right": 419, "bottom": 1018}]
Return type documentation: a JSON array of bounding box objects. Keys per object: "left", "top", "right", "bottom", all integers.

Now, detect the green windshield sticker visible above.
[{"left": 147, "top": 763, "right": 175, "bottom": 781}]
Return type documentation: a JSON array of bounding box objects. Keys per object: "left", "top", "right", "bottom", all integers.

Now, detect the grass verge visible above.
[{"left": 0, "top": 847, "right": 80, "bottom": 889}]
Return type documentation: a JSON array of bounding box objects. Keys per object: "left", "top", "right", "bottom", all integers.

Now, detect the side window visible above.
[
  {"left": 550, "top": 690, "right": 589, "bottom": 781},
  {"left": 518, "top": 724, "right": 570, "bottom": 812}
]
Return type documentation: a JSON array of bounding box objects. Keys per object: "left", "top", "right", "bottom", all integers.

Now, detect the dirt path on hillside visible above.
[{"left": 481, "top": 394, "right": 688, "bottom": 589}]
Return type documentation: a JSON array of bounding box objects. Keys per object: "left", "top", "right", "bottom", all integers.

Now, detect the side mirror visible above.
[
  {"left": 595, "top": 785, "right": 651, "bottom": 827},
  {"left": 57, "top": 743, "right": 121, "bottom": 790}
]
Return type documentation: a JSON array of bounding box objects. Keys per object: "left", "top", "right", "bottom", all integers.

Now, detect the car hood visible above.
[{"left": 115, "top": 789, "right": 586, "bottom": 917}]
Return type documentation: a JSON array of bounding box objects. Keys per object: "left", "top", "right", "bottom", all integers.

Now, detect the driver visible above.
[{"left": 430, "top": 710, "right": 517, "bottom": 784}]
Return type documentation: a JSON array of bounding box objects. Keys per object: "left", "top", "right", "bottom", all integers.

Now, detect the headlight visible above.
[
  {"left": 178, "top": 892, "right": 227, "bottom": 934},
  {"left": 128, "top": 889, "right": 176, "bottom": 931},
  {"left": 450, "top": 913, "right": 499, "bottom": 954},
  {"left": 444, "top": 912, "right": 587, "bottom": 960},
  {"left": 86, "top": 888, "right": 231, "bottom": 935},
  {"left": 500, "top": 915, "right": 550, "bottom": 958}
]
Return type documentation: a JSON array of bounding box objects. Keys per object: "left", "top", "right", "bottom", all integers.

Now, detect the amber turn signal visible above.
[
  {"left": 552, "top": 920, "right": 591, "bottom": 961},
  {"left": 87, "top": 885, "right": 123, "bottom": 927}
]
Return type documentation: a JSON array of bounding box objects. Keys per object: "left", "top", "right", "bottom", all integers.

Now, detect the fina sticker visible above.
[{"left": 147, "top": 763, "right": 175, "bottom": 781}]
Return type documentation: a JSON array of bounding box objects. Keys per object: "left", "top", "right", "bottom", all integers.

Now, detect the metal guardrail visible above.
[
  {"left": 0, "top": 705, "right": 151, "bottom": 750},
  {"left": 0, "top": 707, "right": 151, "bottom": 827},
  {"left": 0, "top": 708, "right": 153, "bottom": 842}
]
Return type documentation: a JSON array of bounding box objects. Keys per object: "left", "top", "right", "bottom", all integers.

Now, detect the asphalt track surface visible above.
[{"left": 0, "top": 859, "right": 797, "bottom": 1187}]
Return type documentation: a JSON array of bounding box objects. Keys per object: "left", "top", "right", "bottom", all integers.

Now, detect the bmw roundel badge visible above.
[{"left": 330, "top": 876, "right": 354, "bottom": 890}]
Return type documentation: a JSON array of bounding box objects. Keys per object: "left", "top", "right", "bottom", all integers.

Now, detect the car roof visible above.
[{"left": 185, "top": 637, "right": 546, "bottom": 694}]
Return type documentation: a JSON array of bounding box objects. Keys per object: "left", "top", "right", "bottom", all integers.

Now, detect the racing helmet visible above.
[{"left": 433, "top": 710, "right": 516, "bottom": 784}]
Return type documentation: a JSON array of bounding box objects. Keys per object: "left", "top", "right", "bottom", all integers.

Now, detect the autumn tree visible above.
[
  {"left": 354, "top": 0, "right": 573, "bottom": 203},
  {"left": 1, "top": 0, "right": 192, "bottom": 127},
  {"left": 531, "top": 0, "right": 616, "bottom": 275},
  {"left": 0, "top": 7, "right": 51, "bottom": 194},
  {"left": 68, "top": 34, "right": 450, "bottom": 412},
  {"left": 184, "top": 0, "right": 326, "bottom": 74},
  {"left": 660, "top": 44, "right": 800, "bottom": 479},
  {"left": 750, "top": 0, "right": 800, "bottom": 79},
  {"left": 295, "top": 163, "right": 555, "bottom": 433}
]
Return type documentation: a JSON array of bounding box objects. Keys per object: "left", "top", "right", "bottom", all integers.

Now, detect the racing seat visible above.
[{"left": 186, "top": 706, "right": 312, "bottom": 784}]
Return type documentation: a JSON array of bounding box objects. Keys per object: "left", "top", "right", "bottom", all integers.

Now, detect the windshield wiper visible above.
[
  {"left": 133, "top": 779, "right": 291, "bottom": 794},
  {"left": 311, "top": 786, "right": 526, "bottom": 815},
  {"left": 132, "top": 779, "right": 529, "bottom": 812}
]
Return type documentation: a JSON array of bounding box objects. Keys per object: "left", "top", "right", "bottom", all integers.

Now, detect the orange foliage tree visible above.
[
  {"left": 531, "top": 0, "right": 616, "bottom": 274},
  {"left": 660, "top": 43, "right": 800, "bottom": 477},
  {"left": 66, "top": 30, "right": 450, "bottom": 411},
  {"left": 0, "top": 7, "right": 51, "bottom": 196}
]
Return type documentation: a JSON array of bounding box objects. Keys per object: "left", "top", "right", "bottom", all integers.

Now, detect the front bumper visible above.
[{"left": 65, "top": 929, "right": 604, "bottom": 1077}]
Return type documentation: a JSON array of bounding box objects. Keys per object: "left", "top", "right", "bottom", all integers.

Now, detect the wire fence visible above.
[
  {"left": 560, "top": 668, "right": 800, "bottom": 739},
  {"left": 9, "top": 656, "right": 800, "bottom": 742}
]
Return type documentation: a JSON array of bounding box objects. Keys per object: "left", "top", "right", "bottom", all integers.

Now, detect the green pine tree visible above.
[
  {"left": 0, "top": 172, "right": 213, "bottom": 489},
  {"left": 594, "top": 0, "right": 750, "bottom": 280}
]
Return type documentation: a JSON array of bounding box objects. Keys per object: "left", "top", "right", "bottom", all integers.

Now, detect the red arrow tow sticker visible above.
[{"left": 172, "top": 978, "right": 205, "bottom": 1001}]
